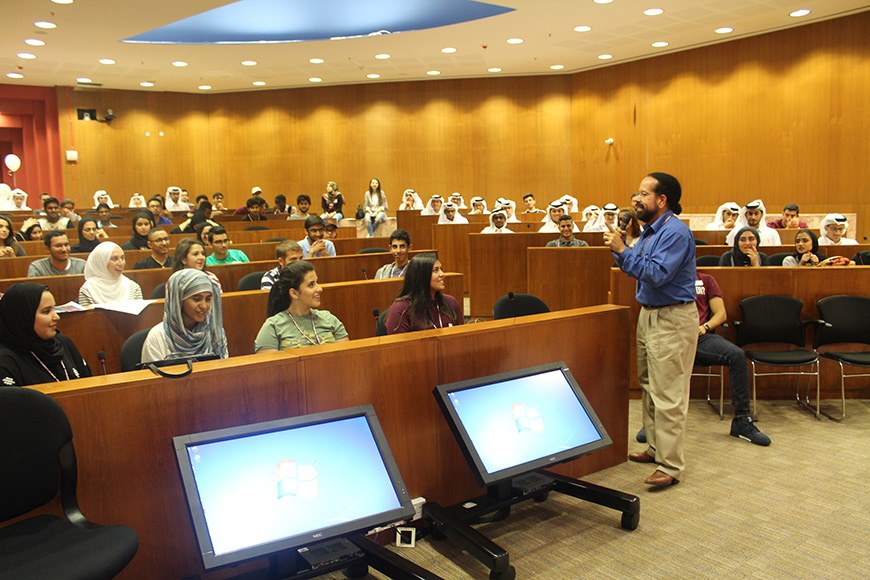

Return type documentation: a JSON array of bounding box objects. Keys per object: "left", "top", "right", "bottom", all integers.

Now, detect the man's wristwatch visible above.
[{"left": 703, "top": 323, "right": 711, "bottom": 332}]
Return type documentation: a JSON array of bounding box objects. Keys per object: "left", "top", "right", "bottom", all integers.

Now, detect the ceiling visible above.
[{"left": 2, "top": 0, "right": 869, "bottom": 94}]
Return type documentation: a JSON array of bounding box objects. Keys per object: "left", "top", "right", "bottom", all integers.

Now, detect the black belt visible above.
[{"left": 641, "top": 301, "right": 690, "bottom": 310}]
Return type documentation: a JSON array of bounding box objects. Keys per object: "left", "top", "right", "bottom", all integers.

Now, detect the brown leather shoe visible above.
[
  {"left": 628, "top": 451, "right": 655, "bottom": 463},
  {"left": 644, "top": 470, "right": 679, "bottom": 486}
]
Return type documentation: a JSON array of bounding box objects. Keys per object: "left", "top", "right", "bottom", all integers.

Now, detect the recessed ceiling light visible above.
[
  {"left": 51, "top": 0, "right": 74, "bottom": 4},
  {"left": 6, "top": 73, "right": 24, "bottom": 79},
  {"left": 488, "top": 67, "right": 502, "bottom": 73},
  {"left": 98, "top": 58, "right": 116, "bottom": 65},
  {"left": 309, "top": 58, "right": 324, "bottom": 64},
  {"left": 550, "top": 65, "right": 565, "bottom": 70},
  {"left": 651, "top": 41, "right": 669, "bottom": 48},
  {"left": 506, "top": 38, "right": 523, "bottom": 44},
  {"left": 715, "top": 27, "right": 734, "bottom": 34},
  {"left": 426, "top": 70, "right": 441, "bottom": 76},
  {"left": 309, "top": 77, "right": 323, "bottom": 82},
  {"left": 17, "top": 53, "right": 37, "bottom": 60},
  {"left": 172, "top": 61, "right": 188, "bottom": 67},
  {"left": 598, "top": 54, "right": 613, "bottom": 60},
  {"left": 76, "top": 77, "right": 92, "bottom": 83},
  {"left": 241, "top": 60, "right": 257, "bottom": 66},
  {"left": 24, "top": 39, "right": 45, "bottom": 47},
  {"left": 252, "top": 81, "right": 266, "bottom": 86},
  {"left": 198, "top": 85, "right": 212, "bottom": 90},
  {"left": 644, "top": 8, "right": 664, "bottom": 16},
  {"left": 790, "top": 9, "right": 811, "bottom": 17},
  {"left": 375, "top": 54, "right": 390, "bottom": 60},
  {"left": 573, "top": 26, "right": 592, "bottom": 32},
  {"left": 441, "top": 47, "right": 457, "bottom": 54},
  {"left": 34, "top": 21, "right": 57, "bottom": 29},
  {"left": 366, "top": 73, "right": 380, "bottom": 79},
  {"left": 593, "top": 0, "right": 613, "bottom": 4},
  {"left": 140, "top": 81, "right": 155, "bottom": 87}
]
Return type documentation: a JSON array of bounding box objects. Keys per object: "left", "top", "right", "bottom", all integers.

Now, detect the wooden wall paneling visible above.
[{"left": 526, "top": 247, "right": 616, "bottom": 312}]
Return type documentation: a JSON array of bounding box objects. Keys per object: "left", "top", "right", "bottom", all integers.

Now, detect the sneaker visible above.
[
  {"left": 730, "top": 416, "right": 771, "bottom": 446},
  {"left": 636, "top": 427, "right": 646, "bottom": 443}
]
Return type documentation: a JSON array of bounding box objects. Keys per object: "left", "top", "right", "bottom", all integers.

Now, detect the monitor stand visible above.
[
  {"left": 422, "top": 469, "right": 639, "bottom": 580},
  {"left": 188, "top": 533, "right": 445, "bottom": 580}
]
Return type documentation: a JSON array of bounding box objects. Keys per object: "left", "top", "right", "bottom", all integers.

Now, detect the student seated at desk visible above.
[
  {"left": 205, "top": 226, "right": 249, "bottom": 265},
  {"left": 298, "top": 215, "right": 336, "bottom": 258},
  {"left": 375, "top": 229, "right": 412, "bottom": 279},
  {"left": 385, "top": 252, "right": 463, "bottom": 334},
  {"left": 480, "top": 208, "right": 514, "bottom": 234},
  {"left": 27, "top": 231, "right": 86, "bottom": 277},
  {"left": 173, "top": 238, "right": 222, "bottom": 292},
  {"left": 261, "top": 240, "right": 304, "bottom": 290},
  {"left": 121, "top": 212, "right": 155, "bottom": 251},
  {"left": 545, "top": 215, "right": 588, "bottom": 247},
  {"left": 70, "top": 216, "right": 108, "bottom": 254},
  {"left": 0, "top": 282, "right": 92, "bottom": 386},
  {"left": 14, "top": 219, "right": 43, "bottom": 243},
  {"left": 141, "top": 269, "right": 228, "bottom": 363},
  {"left": 0, "top": 215, "right": 26, "bottom": 257},
  {"left": 254, "top": 261, "right": 348, "bottom": 352},
  {"left": 782, "top": 229, "right": 829, "bottom": 267},
  {"left": 134, "top": 228, "right": 175, "bottom": 270},
  {"left": 718, "top": 227, "right": 769, "bottom": 267},
  {"left": 77, "top": 242, "right": 144, "bottom": 306}
]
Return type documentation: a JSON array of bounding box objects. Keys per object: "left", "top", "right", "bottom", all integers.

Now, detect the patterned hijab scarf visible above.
[{"left": 162, "top": 269, "right": 228, "bottom": 358}]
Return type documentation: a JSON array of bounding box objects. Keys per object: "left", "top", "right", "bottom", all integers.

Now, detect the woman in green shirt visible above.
[{"left": 254, "top": 261, "right": 348, "bottom": 353}]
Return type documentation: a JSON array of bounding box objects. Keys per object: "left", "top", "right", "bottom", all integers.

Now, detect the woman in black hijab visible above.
[
  {"left": 71, "top": 216, "right": 106, "bottom": 254},
  {"left": 121, "top": 211, "right": 155, "bottom": 251},
  {"left": 0, "top": 283, "right": 92, "bottom": 386},
  {"left": 718, "top": 226, "right": 770, "bottom": 267},
  {"left": 782, "top": 229, "right": 828, "bottom": 267}
]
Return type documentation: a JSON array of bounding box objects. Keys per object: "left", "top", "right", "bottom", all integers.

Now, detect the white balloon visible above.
[
  {"left": 4, "top": 154, "right": 21, "bottom": 172},
  {"left": 0, "top": 183, "right": 11, "bottom": 204}
]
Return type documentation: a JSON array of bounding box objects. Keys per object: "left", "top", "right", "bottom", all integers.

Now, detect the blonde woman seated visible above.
[
  {"left": 254, "top": 261, "right": 348, "bottom": 352},
  {"left": 77, "top": 242, "right": 143, "bottom": 306},
  {"left": 141, "top": 269, "right": 228, "bottom": 363}
]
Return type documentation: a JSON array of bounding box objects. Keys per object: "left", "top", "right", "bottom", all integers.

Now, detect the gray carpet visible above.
[{"left": 324, "top": 399, "right": 870, "bottom": 580}]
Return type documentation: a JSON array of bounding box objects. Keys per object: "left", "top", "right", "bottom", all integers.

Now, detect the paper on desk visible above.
[
  {"left": 54, "top": 301, "right": 89, "bottom": 313},
  {"left": 94, "top": 300, "right": 156, "bottom": 315}
]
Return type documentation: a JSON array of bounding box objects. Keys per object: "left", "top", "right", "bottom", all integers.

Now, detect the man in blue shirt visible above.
[
  {"left": 298, "top": 215, "right": 336, "bottom": 258},
  {"left": 604, "top": 172, "right": 697, "bottom": 487}
]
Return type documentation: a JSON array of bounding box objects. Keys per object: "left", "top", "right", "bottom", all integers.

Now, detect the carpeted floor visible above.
[{"left": 323, "top": 398, "right": 870, "bottom": 580}]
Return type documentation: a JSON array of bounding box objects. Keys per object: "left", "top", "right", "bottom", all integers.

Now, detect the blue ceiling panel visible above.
[{"left": 123, "top": 0, "right": 514, "bottom": 44}]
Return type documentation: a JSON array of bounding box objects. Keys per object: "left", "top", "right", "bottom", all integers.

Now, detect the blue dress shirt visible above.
[{"left": 614, "top": 210, "right": 697, "bottom": 306}]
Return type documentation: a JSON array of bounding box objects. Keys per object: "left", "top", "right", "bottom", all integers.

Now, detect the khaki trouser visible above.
[{"left": 636, "top": 301, "right": 698, "bottom": 479}]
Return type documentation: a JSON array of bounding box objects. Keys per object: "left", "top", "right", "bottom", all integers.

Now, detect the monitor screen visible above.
[
  {"left": 434, "top": 362, "right": 612, "bottom": 486},
  {"left": 173, "top": 405, "right": 414, "bottom": 570}
]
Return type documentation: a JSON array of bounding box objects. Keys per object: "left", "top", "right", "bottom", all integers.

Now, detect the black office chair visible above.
[
  {"left": 851, "top": 250, "right": 870, "bottom": 265},
  {"left": 814, "top": 295, "right": 870, "bottom": 421},
  {"left": 356, "top": 247, "right": 390, "bottom": 254},
  {"left": 120, "top": 328, "right": 152, "bottom": 372},
  {"left": 767, "top": 252, "right": 791, "bottom": 267},
  {"left": 696, "top": 255, "right": 720, "bottom": 267},
  {"left": 244, "top": 225, "right": 269, "bottom": 231},
  {"left": 735, "top": 295, "right": 821, "bottom": 418},
  {"left": 150, "top": 283, "right": 166, "bottom": 299},
  {"left": 694, "top": 238, "right": 709, "bottom": 245},
  {"left": 238, "top": 271, "right": 267, "bottom": 291},
  {"left": 0, "top": 388, "right": 139, "bottom": 579},
  {"left": 264, "top": 238, "right": 288, "bottom": 243},
  {"left": 493, "top": 292, "right": 550, "bottom": 320}
]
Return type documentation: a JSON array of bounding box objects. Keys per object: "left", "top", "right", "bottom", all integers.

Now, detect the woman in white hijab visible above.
[
  {"left": 399, "top": 189, "right": 424, "bottom": 210},
  {"left": 468, "top": 196, "right": 489, "bottom": 215},
  {"left": 421, "top": 195, "right": 444, "bottom": 216},
  {"left": 128, "top": 193, "right": 146, "bottom": 208},
  {"left": 92, "top": 189, "right": 115, "bottom": 209},
  {"left": 706, "top": 202, "right": 740, "bottom": 230},
  {"left": 77, "top": 242, "right": 143, "bottom": 306}
]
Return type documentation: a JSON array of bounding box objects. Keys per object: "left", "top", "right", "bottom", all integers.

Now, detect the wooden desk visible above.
[
  {"left": 36, "top": 304, "right": 629, "bottom": 580},
  {"left": 526, "top": 247, "right": 616, "bottom": 312},
  {"left": 609, "top": 266, "right": 870, "bottom": 399},
  {"left": 468, "top": 232, "right": 604, "bottom": 318},
  {"left": 55, "top": 273, "right": 463, "bottom": 374}
]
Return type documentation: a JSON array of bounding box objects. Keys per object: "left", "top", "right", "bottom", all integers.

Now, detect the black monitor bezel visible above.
[
  {"left": 433, "top": 361, "right": 612, "bottom": 487},
  {"left": 173, "top": 404, "right": 415, "bottom": 570}
]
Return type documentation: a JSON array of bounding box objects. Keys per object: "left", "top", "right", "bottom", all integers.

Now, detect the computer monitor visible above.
[
  {"left": 173, "top": 405, "right": 415, "bottom": 570},
  {"left": 433, "top": 362, "right": 612, "bottom": 487}
]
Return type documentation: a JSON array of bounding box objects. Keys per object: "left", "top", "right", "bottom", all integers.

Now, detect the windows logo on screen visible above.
[
  {"left": 277, "top": 460, "right": 319, "bottom": 501},
  {"left": 512, "top": 403, "right": 543, "bottom": 434}
]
